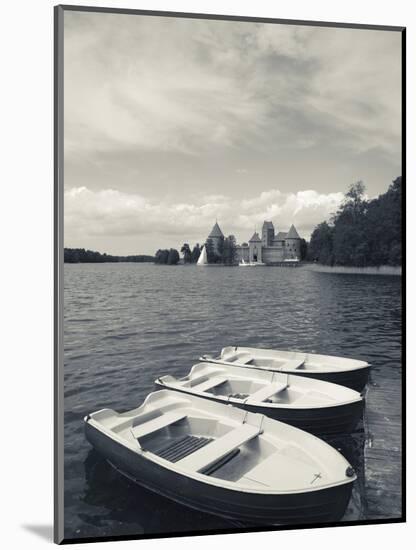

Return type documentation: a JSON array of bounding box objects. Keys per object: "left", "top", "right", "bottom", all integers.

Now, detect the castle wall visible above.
[
  {"left": 236, "top": 243, "right": 300, "bottom": 264},
  {"left": 236, "top": 247, "right": 249, "bottom": 262},
  {"left": 249, "top": 242, "right": 262, "bottom": 263},
  {"left": 262, "top": 246, "right": 285, "bottom": 263},
  {"left": 285, "top": 239, "right": 301, "bottom": 259}
]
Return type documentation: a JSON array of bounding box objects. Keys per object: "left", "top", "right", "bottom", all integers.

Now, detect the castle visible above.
[{"left": 206, "top": 221, "right": 302, "bottom": 264}]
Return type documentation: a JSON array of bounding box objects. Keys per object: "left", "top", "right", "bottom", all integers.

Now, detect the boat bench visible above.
[
  {"left": 192, "top": 376, "right": 227, "bottom": 393},
  {"left": 235, "top": 354, "right": 254, "bottom": 365},
  {"left": 281, "top": 358, "right": 305, "bottom": 370},
  {"left": 247, "top": 382, "right": 288, "bottom": 403},
  {"left": 177, "top": 423, "right": 261, "bottom": 473},
  {"left": 132, "top": 411, "right": 187, "bottom": 440}
]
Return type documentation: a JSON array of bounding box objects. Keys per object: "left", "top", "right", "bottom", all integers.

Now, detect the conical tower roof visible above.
[
  {"left": 286, "top": 224, "right": 301, "bottom": 239},
  {"left": 209, "top": 222, "right": 224, "bottom": 238},
  {"left": 249, "top": 231, "right": 262, "bottom": 242}
]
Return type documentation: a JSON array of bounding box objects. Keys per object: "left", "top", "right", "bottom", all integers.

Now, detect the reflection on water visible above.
[
  {"left": 79, "top": 449, "right": 237, "bottom": 539},
  {"left": 64, "top": 264, "right": 401, "bottom": 539},
  {"left": 326, "top": 428, "right": 366, "bottom": 522}
]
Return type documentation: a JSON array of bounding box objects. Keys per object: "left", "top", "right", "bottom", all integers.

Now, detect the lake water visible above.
[{"left": 63, "top": 263, "right": 402, "bottom": 540}]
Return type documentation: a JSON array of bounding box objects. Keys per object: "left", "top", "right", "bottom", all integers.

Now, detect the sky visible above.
[{"left": 64, "top": 11, "right": 402, "bottom": 255}]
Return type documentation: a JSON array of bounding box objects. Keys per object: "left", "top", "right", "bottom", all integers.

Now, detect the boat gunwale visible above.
[
  {"left": 157, "top": 371, "right": 363, "bottom": 410},
  {"left": 203, "top": 356, "right": 370, "bottom": 375}
]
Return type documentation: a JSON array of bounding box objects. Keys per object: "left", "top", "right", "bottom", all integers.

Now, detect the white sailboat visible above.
[
  {"left": 239, "top": 258, "right": 250, "bottom": 267},
  {"left": 239, "top": 258, "right": 264, "bottom": 267},
  {"left": 196, "top": 245, "right": 208, "bottom": 266}
]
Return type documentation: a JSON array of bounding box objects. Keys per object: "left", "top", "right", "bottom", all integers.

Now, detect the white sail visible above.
[{"left": 197, "top": 245, "right": 208, "bottom": 266}]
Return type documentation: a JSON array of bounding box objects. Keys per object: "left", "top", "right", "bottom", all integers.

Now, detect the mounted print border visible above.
[{"left": 54, "top": 4, "right": 406, "bottom": 544}]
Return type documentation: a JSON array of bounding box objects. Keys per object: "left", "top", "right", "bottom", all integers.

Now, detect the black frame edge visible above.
[
  {"left": 400, "top": 26, "right": 406, "bottom": 524},
  {"left": 56, "top": 4, "right": 405, "bottom": 32},
  {"left": 54, "top": 4, "right": 65, "bottom": 545}
]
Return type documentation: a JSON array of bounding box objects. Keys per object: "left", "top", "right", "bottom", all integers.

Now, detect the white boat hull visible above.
[
  {"left": 156, "top": 363, "right": 363, "bottom": 436},
  {"left": 84, "top": 391, "right": 356, "bottom": 525},
  {"left": 203, "top": 347, "right": 370, "bottom": 392}
]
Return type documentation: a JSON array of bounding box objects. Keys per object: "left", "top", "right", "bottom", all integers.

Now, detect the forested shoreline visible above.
[
  {"left": 307, "top": 177, "right": 402, "bottom": 267},
  {"left": 64, "top": 248, "right": 154, "bottom": 263}
]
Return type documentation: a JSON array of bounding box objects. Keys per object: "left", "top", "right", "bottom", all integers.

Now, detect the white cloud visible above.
[{"left": 64, "top": 185, "right": 344, "bottom": 248}]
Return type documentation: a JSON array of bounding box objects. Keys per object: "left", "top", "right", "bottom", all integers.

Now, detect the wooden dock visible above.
[
  {"left": 265, "top": 261, "right": 302, "bottom": 267},
  {"left": 363, "top": 372, "right": 403, "bottom": 520}
]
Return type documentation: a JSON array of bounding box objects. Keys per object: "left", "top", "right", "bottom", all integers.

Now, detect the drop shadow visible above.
[{"left": 21, "top": 524, "right": 53, "bottom": 542}]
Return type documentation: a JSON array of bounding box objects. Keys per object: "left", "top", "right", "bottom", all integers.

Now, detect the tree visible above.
[
  {"left": 205, "top": 238, "right": 215, "bottom": 264},
  {"left": 228, "top": 235, "right": 237, "bottom": 265},
  {"left": 300, "top": 239, "right": 308, "bottom": 261},
  {"left": 167, "top": 248, "right": 180, "bottom": 265},
  {"left": 307, "top": 177, "right": 402, "bottom": 267},
  {"left": 307, "top": 222, "right": 334, "bottom": 265},
  {"left": 155, "top": 249, "right": 169, "bottom": 264},
  {"left": 331, "top": 181, "right": 368, "bottom": 264},
  {"left": 344, "top": 180, "right": 366, "bottom": 209},
  {"left": 221, "top": 235, "right": 237, "bottom": 265},
  {"left": 180, "top": 243, "right": 192, "bottom": 263},
  {"left": 216, "top": 236, "right": 225, "bottom": 262},
  {"left": 191, "top": 244, "right": 201, "bottom": 263}
]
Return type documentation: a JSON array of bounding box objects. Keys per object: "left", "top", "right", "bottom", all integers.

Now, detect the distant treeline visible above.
[
  {"left": 308, "top": 177, "right": 402, "bottom": 267},
  {"left": 64, "top": 248, "right": 154, "bottom": 263}
]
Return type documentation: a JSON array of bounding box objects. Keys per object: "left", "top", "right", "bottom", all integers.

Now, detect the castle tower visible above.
[
  {"left": 249, "top": 232, "right": 262, "bottom": 263},
  {"left": 207, "top": 221, "right": 224, "bottom": 255},
  {"left": 262, "top": 221, "right": 275, "bottom": 247},
  {"left": 285, "top": 224, "right": 301, "bottom": 259}
]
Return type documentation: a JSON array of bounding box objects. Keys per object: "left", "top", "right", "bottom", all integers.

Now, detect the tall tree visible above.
[
  {"left": 300, "top": 238, "right": 308, "bottom": 261},
  {"left": 155, "top": 249, "right": 169, "bottom": 264},
  {"left": 167, "top": 248, "right": 180, "bottom": 265},
  {"left": 180, "top": 243, "right": 192, "bottom": 263},
  {"left": 308, "top": 177, "right": 402, "bottom": 267},
  {"left": 308, "top": 222, "right": 334, "bottom": 265},
  {"left": 221, "top": 235, "right": 237, "bottom": 265},
  {"left": 216, "top": 236, "right": 225, "bottom": 262},
  {"left": 191, "top": 244, "right": 201, "bottom": 263},
  {"left": 205, "top": 238, "right": 215, "bottom": 264}
]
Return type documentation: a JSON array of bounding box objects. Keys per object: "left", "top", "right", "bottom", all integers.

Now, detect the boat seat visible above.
[
  {"left": 247, "top": 382, "right": 288, "bottom": 403},
  {"left": 131, "top": 411, "right": 187, "bottom": 440},
  {"left": 193, "top": 376, "right": 227, "bottom": 393},
  {"left": 177, "top": 423, "right": 261, "bottom": 473},
  {"left": 236, "top": 354, "right": 254, "bottom": 365},
  {"left": 281, "top": 358, "right": 305, "bottom": 370},
  {"left": 182, "top": 372, "right": 221, "bottom": 388}
]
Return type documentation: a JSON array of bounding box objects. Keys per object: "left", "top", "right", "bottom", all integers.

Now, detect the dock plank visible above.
[{"left": 363, "top": 373, "right": 402, "bottom": 520}]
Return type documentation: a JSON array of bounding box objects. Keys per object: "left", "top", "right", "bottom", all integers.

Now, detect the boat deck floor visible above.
[{"left": 147, "top": 435, "right": 214, "bottom": 463}]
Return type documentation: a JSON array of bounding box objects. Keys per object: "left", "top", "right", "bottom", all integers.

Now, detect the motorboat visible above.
[
  {"left": 84, "top": 389, "right": 356, "bottom": 524},
  {"left": 156, "top": 363, "right": 363, "bottom": 436},
  {"left": 201, "top": 347, "right": 370, "bottom": 392}
]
